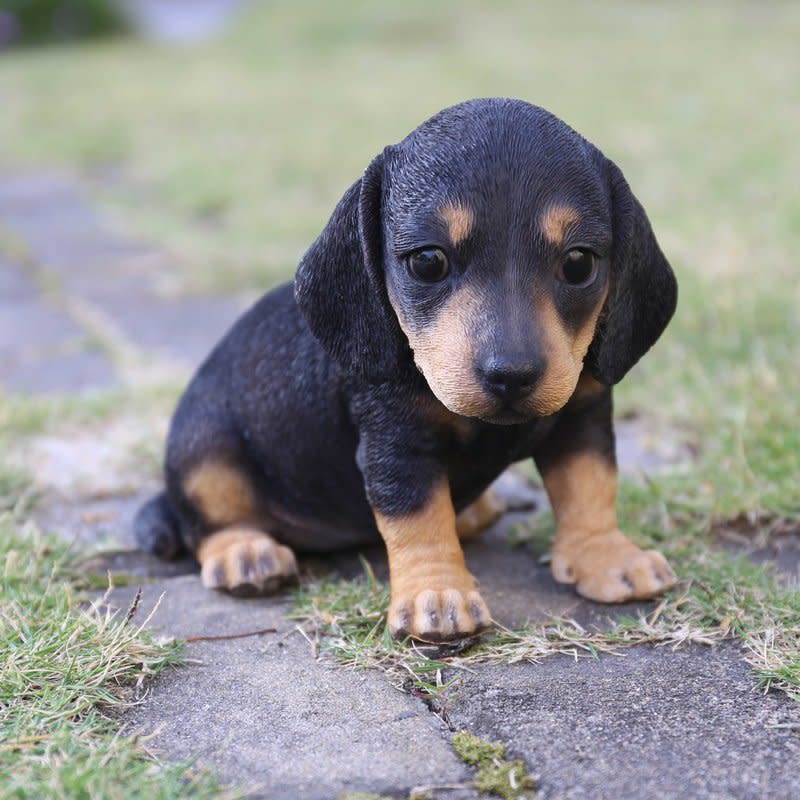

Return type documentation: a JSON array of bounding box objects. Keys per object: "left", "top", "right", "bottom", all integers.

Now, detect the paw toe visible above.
[
  {"left": 201, "top": 559, "right": 228, "bottom": 590},
  {"left": 624, "top": 551, "right": 675, "bottom": 599},
  {"left": 388, "top": 601, "right": 413, "bottom": 637},
  {"left": 467, "top": 590, "right": 491, "bottom": 629},
  {"left": 577, "top": 568, "right": 635, "bottom": 603},
  {"left": 551, "top": 553, "right": 576, "bottom": 584}
]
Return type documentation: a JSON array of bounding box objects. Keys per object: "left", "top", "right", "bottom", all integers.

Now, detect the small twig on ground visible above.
[
  {"left": 410, "top": 783, "right": 473, "bottom": 794},
  {"left": 183, "top": 627, "right": 277, "bottom": 643}
]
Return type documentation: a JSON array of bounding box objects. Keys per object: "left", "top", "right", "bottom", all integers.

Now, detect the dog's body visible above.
[{"left": 136, "top": 98, "right": 678, "bottom": 641}]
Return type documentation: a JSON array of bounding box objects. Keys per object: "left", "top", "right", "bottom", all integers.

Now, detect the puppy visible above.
[{"left": 135, "top": 98, "right": 678, "bottom": 641}]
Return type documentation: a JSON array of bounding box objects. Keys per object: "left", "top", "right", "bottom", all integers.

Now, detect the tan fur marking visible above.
[
  {"left": 544, "top": 450, "right": 619, "bottom": 537},
  {"left": 184, "top": 462, "right": 256, "bottom": 527},
  {"left": 456, "top": 489, "right": 508, "bottom": 540},
  {"left": 375, "top": 481, "right": 469, "bottom": 588},
  {"left": 375, "top": 480, "right": 491, "bottom": 639},
  {"left": 392, "top": 284, "right": 490, "bottom": 418},
  {"left": 439, "top": 203, "right": 475, "bottom": 246},
  {"left": 521, "top": 292, "right": 608, "bottom": 417},
  {"left": 540, "top": 205, "right": 580, "bottom": 247},
  {"left": 542, "top": 451, "right": 676, "bottom": 602}
]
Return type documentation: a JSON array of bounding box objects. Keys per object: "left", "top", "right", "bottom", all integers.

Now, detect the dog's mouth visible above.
[
  {"left": 478, "top": 392, "right": 572, "bottom": 425},
  {"left": 478, "top": 407, "right": 532, "bottom": 426}
]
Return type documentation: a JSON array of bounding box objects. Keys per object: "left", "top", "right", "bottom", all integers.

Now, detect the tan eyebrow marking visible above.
[
  {"left": 438, "top": 203, "right": 475, "bottom": 246},
  {"left": 540, "top": 205, "right": 581, "bottom": 247}
]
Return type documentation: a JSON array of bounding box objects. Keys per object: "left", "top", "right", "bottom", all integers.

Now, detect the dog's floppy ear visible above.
[
  {"left": 586, "top": 159, "right": 678, "bottom": 385},
  {"left": 294, "top": 150, "right": 408, "bottom": 381}
]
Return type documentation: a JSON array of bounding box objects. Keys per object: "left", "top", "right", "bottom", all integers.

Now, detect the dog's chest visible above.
[{"left": 445, "top": 415, "right": 556, "bottom": 509}]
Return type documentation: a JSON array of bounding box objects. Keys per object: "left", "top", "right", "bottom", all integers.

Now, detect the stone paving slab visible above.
[
  {"left": 0, "top": 173, "right": 155, "bottom": 281},
  {"left": 446, "top": 646, "right": 800, "bottom": 800},
  {"left": 0, "top": 172, "right": 244, "bottom": 390},
  {"left": 113, "top": 533, "right": 800, "bottom": 799},
  {"left": 97, "top": 292, "right": 245, "bottom": 366},
  {"left": 118, "top": 577, "right": 478, "bottom": 800},
  {"left": 0, "top": 257, "right": 118, "bottom": 393}
]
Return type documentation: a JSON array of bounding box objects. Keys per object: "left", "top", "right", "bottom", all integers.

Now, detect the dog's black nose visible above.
[{"left": 477, "top": 357, "right": 544, "bottom": 403}]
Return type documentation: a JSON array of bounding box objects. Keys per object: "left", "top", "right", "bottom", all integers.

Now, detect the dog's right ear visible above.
[{"left": 294, "top": 150, "right": 409, "bottom": 382}]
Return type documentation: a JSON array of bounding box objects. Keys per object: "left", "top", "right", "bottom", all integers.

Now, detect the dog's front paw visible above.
[
  {"left": 198, "top": 528, "right": 298, "bottom": 596},
  {"left": 388, "top": 581, "right": 491, "bottom": 641},
  {"left": 551, "top": 529, "right": 676, "bottom": 603}
]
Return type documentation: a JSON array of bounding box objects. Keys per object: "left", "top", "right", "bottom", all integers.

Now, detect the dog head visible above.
[{"left": 295, "top": 98, "right": 677, "bottom": 423}]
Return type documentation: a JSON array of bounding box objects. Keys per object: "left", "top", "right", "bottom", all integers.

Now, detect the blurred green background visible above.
[{"left": 1, "top": 0, "right": 799, "bottom": 520}]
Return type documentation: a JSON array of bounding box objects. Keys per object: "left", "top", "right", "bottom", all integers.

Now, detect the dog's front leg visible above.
[
  {"left": 533, "top": 380, "right": 677, "bottom": 603},
  {"left": 372, "top": 479, "right": 491, "bottom": 640}
]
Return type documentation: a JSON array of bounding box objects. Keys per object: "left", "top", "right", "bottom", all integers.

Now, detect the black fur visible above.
[
  {"left": 133, "top": 492, "right": 184, "bottom": 559},
  {"left": 294, "top": 154, "right": 411, "bottom": 382},
  {"left": 136, "top": 98, "right": 676, "bottom": 561},
  {"left": 585, "top": 160, "right": 678, "bottom": 385}
]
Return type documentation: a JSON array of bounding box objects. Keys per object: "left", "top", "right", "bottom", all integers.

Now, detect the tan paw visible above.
[
  {"left": 198, "top": 528, "right": 298, "bottom": 596},
  {"left": 388, "top": 582, "right": 491, "bottom": 641},
  {"left": 456, "top": 489, "right": 508, "bottom": 541},
  {"left": 552, "top": 529, "right": 676, "bottom": 603}
]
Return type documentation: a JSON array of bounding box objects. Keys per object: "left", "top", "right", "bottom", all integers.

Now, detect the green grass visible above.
[
  {"left": 0, "top": 518, "right": 235, "bottom": 799},
  {"left": 0, "top": 463, "right": 35, "bottom": 515}
]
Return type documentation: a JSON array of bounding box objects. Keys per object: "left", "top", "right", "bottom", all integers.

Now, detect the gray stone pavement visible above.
[
  {"left": 118, "top": 578, "right": 479, "bottom": 800},
  {"left": 447, "top": 645, "right": 800, "bottom": 800},
  {"left": 0, "top": 172, "right": 244, "bottom": 394},
  {"left": 2, "top": 172, "right": 799, "bottom": 799}
]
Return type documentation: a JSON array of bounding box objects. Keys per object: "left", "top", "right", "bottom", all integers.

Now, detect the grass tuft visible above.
[
  {"left": 0, "top": 516, "right": 235, "bottom": 798},
  {"left": 0, "top": 462, "right": 36, "bottom": 515}
]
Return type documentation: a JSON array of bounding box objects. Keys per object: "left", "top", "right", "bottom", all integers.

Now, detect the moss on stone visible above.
[{"left": 452, "top": 730, "right": 536, "bottom": 799}]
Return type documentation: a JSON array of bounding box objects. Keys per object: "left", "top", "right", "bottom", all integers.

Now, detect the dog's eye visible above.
[
  {"left": 559, "top": 249, "right": 597, "bottom": 287},
  {"left": 406, "top": 248, "right": 450, "bottom": 283}
]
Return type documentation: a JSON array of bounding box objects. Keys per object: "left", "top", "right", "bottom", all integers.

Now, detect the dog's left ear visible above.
[
  {"left": 294, "top": 150, "right": 409, "bottom": 382},
  {"left": 586, "top": 159, "right": 678, "bottom": 385}
]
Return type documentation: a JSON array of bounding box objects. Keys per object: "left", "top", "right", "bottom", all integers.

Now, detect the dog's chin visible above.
[
  {"left": 434, "top": 393, "right": 534, "bottom": 425},
  {"left": 431, "top": 384, "right": 567, "bottom": 425},
  {"left": 478, "top": 396, "right": 573, "bottom": 425},
  {"left": 478, "top": 409, "right": 532, "bottom": 426},
  {"left": 433, "top": 392, "right": 545, "bottom": 426}
]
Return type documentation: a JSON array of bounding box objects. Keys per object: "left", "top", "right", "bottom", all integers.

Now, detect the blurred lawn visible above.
[{"left": 1, "top": 0, "right": 799, "bottom": 521}]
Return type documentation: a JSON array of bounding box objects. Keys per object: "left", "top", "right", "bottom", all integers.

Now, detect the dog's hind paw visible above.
[{"left": 197, "top": 528, "right": 298, "bottom": 596}]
